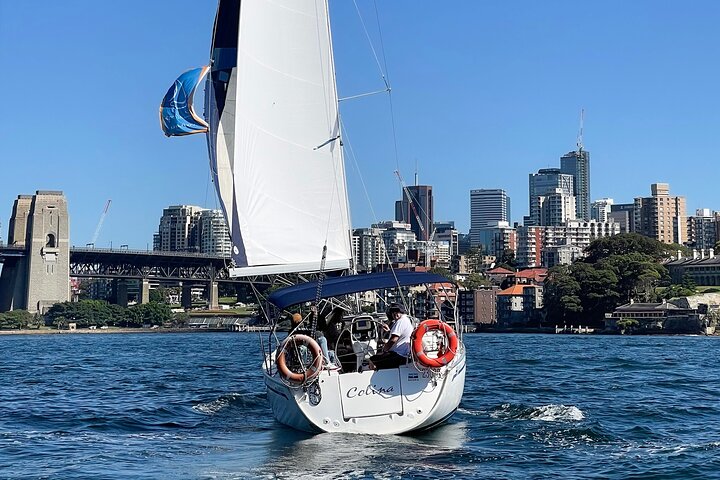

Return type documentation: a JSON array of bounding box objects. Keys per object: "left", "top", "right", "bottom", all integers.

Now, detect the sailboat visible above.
[{"left": 160, "top": 0, "right": 466, "bottom": 434}]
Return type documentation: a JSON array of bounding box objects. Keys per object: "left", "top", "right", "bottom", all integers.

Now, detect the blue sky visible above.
[{"left": 1, "top": 1, "right": 719, "bottom": 248}]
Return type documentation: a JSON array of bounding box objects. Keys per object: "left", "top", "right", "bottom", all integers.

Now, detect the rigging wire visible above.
[{"left": 350, "top": 0, "right": 401, "bottom": 172}]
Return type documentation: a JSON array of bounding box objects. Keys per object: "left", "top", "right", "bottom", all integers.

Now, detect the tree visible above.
[
  {"left": 584, "top": 233, "right": 673, "bottom": 264},
  {"left": 598, "top": 253, "right": 667, "bottom": 303},
  {"left": 0, "top": 310, "right": 35, "bottom": 329},
  {"left": 499, "top": 249, "right": 517, "bottom": 268},
  {"left": 571, "top": 262, "right": 620, "bottom": 324},
  {"left": 429, "top": 267, "right": 453, "bottom": 281},
  {"left": 462, "top": 273, "right": 490, "bottom": 291},
  {"left": 46, "top": 300, "right": 118, "bottom": 328},
  {"left": 543, "top": 265, "right": 583, "bottom": 325},
  {"left": 149, "top": 286, "right": 167, "bottom": 303},
  {"left": 463, "top": 247, "right": 484, "bottom": 273},
  {"left": 616, "top": 317, "right": 639, "bottom": 334},
  {"left": 125, "top": 302, "right": 172, "bottom": 327}
]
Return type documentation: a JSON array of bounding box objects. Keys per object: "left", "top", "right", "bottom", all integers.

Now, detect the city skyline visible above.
[{"left": 2, "top": 2, "right": 720, "bottom": 248}]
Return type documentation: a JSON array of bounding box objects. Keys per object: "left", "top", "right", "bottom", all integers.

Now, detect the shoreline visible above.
[{"left": 0, "top": 328, "right": 239, "bottom": 336}]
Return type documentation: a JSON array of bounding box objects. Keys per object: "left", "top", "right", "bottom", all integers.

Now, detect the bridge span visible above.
[{"left": 0, "top": 191, "right": 265, "bottom": 313}]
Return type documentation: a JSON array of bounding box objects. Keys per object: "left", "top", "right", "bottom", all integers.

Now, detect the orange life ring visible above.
[
  {"left": 276, "top": 334, "right": 323, "bottom": 384},
  {"left": 411, "top": 319, "right": 458, "bottom": 368}
]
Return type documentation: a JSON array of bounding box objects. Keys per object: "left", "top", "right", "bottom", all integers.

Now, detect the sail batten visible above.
[{"left": 206, "top": 0, "right": 352, "bottom": 275}]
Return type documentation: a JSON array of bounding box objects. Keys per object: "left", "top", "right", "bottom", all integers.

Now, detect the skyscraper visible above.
[
  {"left": 560, "top": 149, "right": 591, "bottom": 221},
  {"left": 469, "top": 189, "right": 510, "bottom": 229},
  {"left": 395, "top": 185, "right": 433, "bottom": 241},
  {"left": 528, "top": 168, "right": 575, "bottom": 226}
]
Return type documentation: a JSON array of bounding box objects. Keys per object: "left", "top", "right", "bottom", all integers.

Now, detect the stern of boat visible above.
[{"left": 263, "top": 343, "right": 466, "bottom": 435}]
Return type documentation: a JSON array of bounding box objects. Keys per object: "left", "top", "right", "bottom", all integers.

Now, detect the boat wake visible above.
[
  {"left": 491, "top": 403, "right": 585, "bottom": 422},
  {"left": 193, "top": 393, "right": 264, "bottom": 415}
]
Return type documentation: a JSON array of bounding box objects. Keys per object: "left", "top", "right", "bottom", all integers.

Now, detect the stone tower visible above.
[{"left": 0, "top": 191, "right": 70, "bottom": 313}]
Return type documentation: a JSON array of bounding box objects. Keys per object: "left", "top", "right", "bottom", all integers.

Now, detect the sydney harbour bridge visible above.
[{"left": 0, "top": 191, "right": 248, "bottom": 313}]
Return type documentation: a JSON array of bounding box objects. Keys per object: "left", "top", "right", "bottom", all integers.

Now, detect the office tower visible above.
[
  {"left": 609, "top": 203, "right": 635, "bottom": 233},
  {"left": 560, "top": 149, "right": 591, "bottom": 221},
  {"left": 469, "top": 189, "right": 510, "bottom": 246},
  {"left": 528, "top": 168, "right": 575, "bottom": 226},
  {"left": 634, "top": 183, "right": 687, "bottom": 244},
  {"left": 591, "top": 198, "right": 614, "bottom": 222},
  {"left": 395, "top": 185, "right": 433, "bottom": 241}
]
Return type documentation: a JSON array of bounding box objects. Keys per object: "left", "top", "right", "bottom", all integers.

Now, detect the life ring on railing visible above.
[
  {"left": 411, "top": 319, "right": 458, "bottom": 368},
  {"left": 276, "top": 334, "right": 323, "bottom": 384}
]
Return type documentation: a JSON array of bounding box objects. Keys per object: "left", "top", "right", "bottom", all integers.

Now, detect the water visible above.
[{"left": 2, "top": 333, "right": 720, "bottom": 479}]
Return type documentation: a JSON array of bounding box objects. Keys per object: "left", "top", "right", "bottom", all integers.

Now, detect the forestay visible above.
[{"left": 205, "top": 0, "right": 352, "bottom": 276}]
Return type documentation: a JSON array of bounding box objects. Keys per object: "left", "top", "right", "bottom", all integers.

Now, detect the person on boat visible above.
[
  {"left": 368, "top": 303, "right": 412, "bottom": 370},
  {"left": 313, "top": 308, "right": 333, "bottom": 366}
]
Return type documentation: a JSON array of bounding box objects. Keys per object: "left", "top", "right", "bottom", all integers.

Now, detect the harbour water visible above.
[{"left": 2, "top": 332, "right": 720, "bottom": 479}]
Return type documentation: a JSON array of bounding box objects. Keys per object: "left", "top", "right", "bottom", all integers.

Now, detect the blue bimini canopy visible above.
[
  {"left": 268, "top": 271, "right": 453, "bottom": 310},
  {"left": 159, "top": 66, "right": 210, "bottom": 137}
]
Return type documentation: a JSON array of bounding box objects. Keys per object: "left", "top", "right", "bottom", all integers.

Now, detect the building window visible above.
[{"left": 46, "top": 233, "right": 56, "bottom": 248}]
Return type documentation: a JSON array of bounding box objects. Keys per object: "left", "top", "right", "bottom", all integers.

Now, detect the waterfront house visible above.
[{"left": 605, "top": 300, "right": 701, "bottom": 334}]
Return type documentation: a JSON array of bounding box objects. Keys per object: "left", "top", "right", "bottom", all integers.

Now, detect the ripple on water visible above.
[{"left": 3, "top": 332, "right": 720, "bottom": 479}]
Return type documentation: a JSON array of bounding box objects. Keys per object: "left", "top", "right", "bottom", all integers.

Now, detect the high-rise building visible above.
[
  {"left": 469, "top": 189, "right": 510, "bottom": 246},
  {"left": 516, "top": 220, "right": 619, "bottom": 268},
  {"left": 609, "top": 203, "right": 635, "bottom": 233},
  {"left": 538, "top": 190, "right": 577, "bottom": 226},
  {"left": 528, "top": 168, "right": 575, "bottom": 226},
  {"left": 560, "top": 149, "right": 591, "bottom": 221},
  {"left": 395, "top": 185, "right": 433, "bottom": 242},
  {"left": 155, "top": 205, "right": 204, "bottom": 252},
  {"left": 433, "top": 221, "right": 459, "bottom": 256},
  {"left": 352, "top": 227, "right": 386, "bottom": 271},
  {"left": 198, "top": 209, "right": 232, "bottom": 256},
  {"left": 476, "top": 221, "right": 516, "bottom": 259},
  {"left": 155, "top": 206, "right": 231, "bottom": 254},
  {"left": 687, "top": 209, "right": 718, "bottom": 250},
  {"left": 372, "top": 221, "right": 416, "bottom": 263},
  {"left": 634, "top": 183, "right": 687, "bottom": 245},
  {"left": 591, "top": 198, "right": 614, "bottom": 222}
]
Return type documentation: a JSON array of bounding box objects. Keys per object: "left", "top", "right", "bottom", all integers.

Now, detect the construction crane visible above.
[
  {"left": 576, "top": 108, "right": 585, "bottom": 154},
  {"left": 89, "top": 200, "right": 112, "bottom": 247}
]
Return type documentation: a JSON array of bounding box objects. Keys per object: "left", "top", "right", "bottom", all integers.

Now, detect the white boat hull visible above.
[{"left": 263, "top": 345, "right": 466, "bottom": 435}]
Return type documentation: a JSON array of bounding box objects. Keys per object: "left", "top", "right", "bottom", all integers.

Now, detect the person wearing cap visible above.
[{"left": 368, "top": 303, "right": 413, "bottom": 370}]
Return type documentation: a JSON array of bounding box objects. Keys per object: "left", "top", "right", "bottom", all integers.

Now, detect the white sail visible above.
[{"left": 206, "top": 0, "right": 352, "bottom": 276}]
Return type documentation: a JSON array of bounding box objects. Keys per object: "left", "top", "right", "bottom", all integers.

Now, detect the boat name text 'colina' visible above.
[{"left": 345, "top": 384, "right": 395, "bottom": 399}]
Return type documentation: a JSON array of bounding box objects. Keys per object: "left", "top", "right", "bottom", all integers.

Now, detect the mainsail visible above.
[
  {"left": 205, "top": 0, "right": 352, "bottom": 276},
  {"left": 159, "top": 67, "right": 209, "bottom": 137}
]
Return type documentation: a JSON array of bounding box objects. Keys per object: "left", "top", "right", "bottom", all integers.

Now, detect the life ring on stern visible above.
[
  {"left": 412, "top": 319, "right": 458, "bottom": 368},
  {"left": 276, "top": 334, "right": 323, "bottom": 384}
]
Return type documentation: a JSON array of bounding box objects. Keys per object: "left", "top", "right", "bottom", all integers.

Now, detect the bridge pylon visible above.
[{"left": 0, "top": 191, "right": 70, "bottom": 313}]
